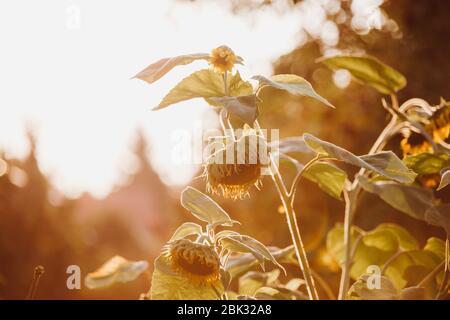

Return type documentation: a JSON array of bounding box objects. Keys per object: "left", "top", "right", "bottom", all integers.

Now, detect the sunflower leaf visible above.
[
  {"left": 155, "top": 70, "right": 252, "bottom": 110},
  {"left": 209, "top": 95, "right": 258, "bottom": 124},
  {"left": 169, "top": 222, "right": 203, "bottom": 241},
  {"left": 437, "top": 167, "right": 450, "bottom": 190},
  {"left": 304, "top": 133, "right": 416, "bottom": 183},
  {"left": 133, "top": 53, "right": 210, "bottom": 84},
  {"left": 301, "top": 161, "right": 347, "bottom": 200},
  {"left": 252, "top": 74, "right": 334, "bottom": 108},
  {"left": 403, "top": 153, "right": 450, "bottom": 175},
  {"left": 85, "top": 256, "right": 148, "bottom": 289},
  {"left": 358, "top": 176, "right": 434, "bottom": 220},
  {"left": 320, "top": 55, "right": 407, "bottom": 94},
  {"left": 181, "top": 186, "right": 236, "bottom": 227}
]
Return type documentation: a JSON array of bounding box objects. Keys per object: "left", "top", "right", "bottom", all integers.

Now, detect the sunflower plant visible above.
[{"left": 85, "top": 46, "right": 449, "bottom": 300}]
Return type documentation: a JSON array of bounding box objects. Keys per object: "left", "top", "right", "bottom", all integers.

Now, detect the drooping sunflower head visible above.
[
  {"left": 164, "top": 239, "right": 221, "bottom": 285},
  {"left": 400, "top": 131, "right": 433, "bottom": 157},
  {"left": 209, "top": 45, "right": 237, "bottom": 74},
  {"left": 427, "top": 99, "right": 450, "bottom": 142},
  {"left": 204, "top": 133, "right": 265, "bottom": 200}
]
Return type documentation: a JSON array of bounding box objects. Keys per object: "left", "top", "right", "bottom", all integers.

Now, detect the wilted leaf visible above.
[
  {"left": 304, "top": 134, "right": 416, "bottom": 183},
  {"left": 150, "top": 255, "right": 223, "bottom": 300},
  {"left": 169, "top": 222, "right": 203, "bottom": 241},
  {"left": 181, "top": 186, "right": 236, "bottom": 227},
  {"left": 302, "top": 161, "right": 347, "bottom": 200},
  {"left": 320, "top": 55, "right": 406, "bottom": 94},
  {"left": 404, "top": 153, "right": 450, "bottom": 175},
  {"left": 252, "top": 74, "right": 334, "bottom": 108},
  {"left": 209, "top": 95, "right": 258, "bottom": 123},
  {"left": 134, "top": 53, "right": 209, "bottom": 84},
  {"left": 85, "top": 256, "right": 148, "bottom": 289},
  {"left": 438, "top": 168, "right": 450, "bottom": 190},
  {"left": 359, "top": 176, "right": 434, "bottom": 220}
]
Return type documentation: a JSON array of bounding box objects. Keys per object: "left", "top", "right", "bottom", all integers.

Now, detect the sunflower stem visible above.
[
  {"left": 253, "top": 120, "right": 319, "bottom": 300},
  {"left": 338, "top": 94, "right": 400, "bottom": 300},
  {"left": 269, "top": 154, "right": 319, "bottom": 300}
]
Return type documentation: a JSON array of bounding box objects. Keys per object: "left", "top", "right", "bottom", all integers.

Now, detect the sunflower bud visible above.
[{"left": 209, "top": 45, "right": 237, "bottom": 74}]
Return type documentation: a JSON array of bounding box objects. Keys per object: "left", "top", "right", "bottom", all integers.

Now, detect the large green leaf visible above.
[
  {"left": 360, "top": 177, "right": 450, "bottom": 235},
  {"left": 359, "top": 176, "right": 434, "bottom": 220},
  {"left": 85, "top": 256, "right": 148, "bottom": 289},
  {"left": 304, "top": 134, "right": 416, "bottom": 183},
  {"left": 252, "top": 74, "right": 334, "bottom": 108},
  {"left": 403, "top": 153, "right": 450, "bottom": 175},
  {"left": 134, "top": 53, "right": 210, "bottom": 84},
  {"left": 155, "top": 70, "right": 252, "bottom": 110},
  {"left": 327, "top": 223, "right": 419, "bottom": 281},
  {"left": 320, "top": 55, "right": 407, "bottom": 94},
  {"left": 181, "top": 187, "right": 237, "bottom": 227},
  {"left": 150, "top": 254, "right": 223, "bottom": 300},
  {"left": 302, "top": 161, "right": 347, "bottom": 200},
  {"left": 384, "top": 249, "right": 442, "bottom": 290}
]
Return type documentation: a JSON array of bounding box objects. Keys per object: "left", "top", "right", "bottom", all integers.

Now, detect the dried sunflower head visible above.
[
  {"left": 400, "top": 131, "right": 433, "bottom": 156},
  {"left": 204, "top": 133, "right": 265, "bottom": 200},
  {"left": 427, "top": 99, "right": 450, "bottom": 142},
  {"left": 164, "top": 239, "right": 221, "bottom": 285},
  {"left": 209, "top": 45, "right": 237, "bottom": 74}
]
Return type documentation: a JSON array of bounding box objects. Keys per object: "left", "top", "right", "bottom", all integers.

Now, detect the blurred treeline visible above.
[
  {"left": 0, "top": 133, "right": 183, "bottom": 299},
  {"left": 1, "top": 0, "right": 449, "bottom": 299}
]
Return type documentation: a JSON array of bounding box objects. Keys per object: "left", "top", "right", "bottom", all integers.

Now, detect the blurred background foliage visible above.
[{"left": 0, "top": 0, "right": 449, "bottom": 299}]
